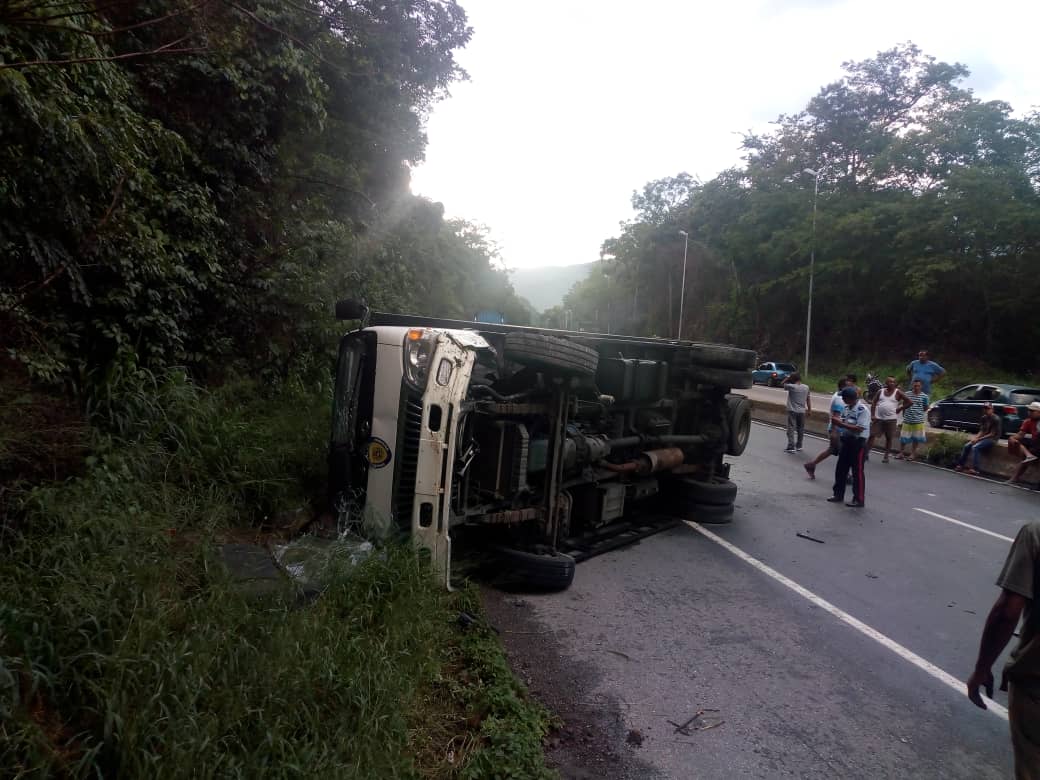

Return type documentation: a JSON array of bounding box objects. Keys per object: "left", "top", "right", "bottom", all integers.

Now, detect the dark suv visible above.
[{"left": 927, "top": 384, "right": 1040, "bottom": 437}]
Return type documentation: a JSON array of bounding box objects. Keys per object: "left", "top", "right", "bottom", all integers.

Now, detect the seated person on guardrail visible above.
[
  {"left": 1008, "top": 402, "right": 1040, "bottom": 485},
  {"left": 954, "top": 402, "right": 999, "bottom": 476}
]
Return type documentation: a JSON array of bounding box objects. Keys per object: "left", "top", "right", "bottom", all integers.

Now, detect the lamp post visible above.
[
  {"left": 677, "top": 229, "right": 689, "bottom": 341},
  {"left": 801, "top": 168, "right": 820, "bottom": 377}
]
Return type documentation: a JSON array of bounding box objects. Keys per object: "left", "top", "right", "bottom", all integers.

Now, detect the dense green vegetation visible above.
[
  {"left": 554, "top": 44, "right": 1040, "bottom": 376},
  {"left": 1, "top": 0, "right": 528, "bottom": 387},
  {"left": 1, "top": 373, "right": 552, "bottom": 777},
  {"left": 1, "top": 1, "right": 549, "bottom": 776}
]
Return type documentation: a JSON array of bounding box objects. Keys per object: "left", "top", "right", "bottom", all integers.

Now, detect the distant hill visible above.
[{"left": 510, "top": 262, "right": 596, "bottom": 312}]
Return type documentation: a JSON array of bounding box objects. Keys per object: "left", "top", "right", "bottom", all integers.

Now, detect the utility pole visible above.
[
  {"left": 678, "top": 229, "right": 690, "bottom": 341},
  {"left": 801, "top": 169, "right": 821, "bottom": 376}
]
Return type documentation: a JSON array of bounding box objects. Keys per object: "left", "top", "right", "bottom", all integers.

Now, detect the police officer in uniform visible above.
[{"left": 827, "top": 386, "right": 870, "bottom": 508}]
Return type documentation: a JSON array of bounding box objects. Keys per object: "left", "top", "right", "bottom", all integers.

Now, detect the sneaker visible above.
[
  {"left": 845, "top": 500, "right": 865, "bottom": 508},
  {"left": 1024, "top": 454, "right": 1039, "bottom": 463},
  {"left": 784, "top": 447, "right": 796, "bottom": 453},
  {"left": 826, "top": 496, "right": 844, "bottom": 503},
  {"left": 804, "top": 463, "right": 816, "bottom": 480},
  {"left": 795, "top": 446, "right": 803, "bottom": 451}
]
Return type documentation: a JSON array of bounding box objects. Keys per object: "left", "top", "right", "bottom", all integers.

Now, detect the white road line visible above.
[
  {"left": 685, "top": 520, "right": 1009, "bottom": 721},
  {"left": 913, "top": 508, "right": 1015, "bottom": 543}
]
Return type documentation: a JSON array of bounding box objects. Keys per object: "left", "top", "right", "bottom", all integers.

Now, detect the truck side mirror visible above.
[{"left": 335, "top": 299, "right": 369, "bottom": 322}]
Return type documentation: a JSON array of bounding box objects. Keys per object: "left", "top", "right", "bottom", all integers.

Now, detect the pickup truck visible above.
[{"left": 328, "top": 300, "right": 756, "bottom": 590}]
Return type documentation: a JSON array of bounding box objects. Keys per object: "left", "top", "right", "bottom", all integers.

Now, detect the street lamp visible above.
[
  {"left": 801, "top": 168, "right": 820, "bottom": 377},
  {"left": 677, "top": 229, "right": 689, "bottom": 341}
]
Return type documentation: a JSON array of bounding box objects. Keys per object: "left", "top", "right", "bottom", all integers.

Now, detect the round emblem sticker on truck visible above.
[{"left": 365, "top": 437, "right": 392, "bottom": 468}]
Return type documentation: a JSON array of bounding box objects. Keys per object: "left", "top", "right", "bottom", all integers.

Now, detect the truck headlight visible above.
[{"left": 403, "top": 328, "right": 438, "bottom": 390}]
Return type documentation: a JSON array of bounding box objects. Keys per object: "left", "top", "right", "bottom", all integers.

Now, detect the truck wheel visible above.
[
  {"left": 493, "top": 547, "right": 576, "bottom": 591},
  {"left": 726, "top": 395, "right": 751, "bottom": 456},
  {"left": 504, "top": 333, "right": 598, "bottom": 377},
  {"left": 674, "top": 475, "right": 738, "bottom": 506},
  {"left": 684, "top": 501, "right": 734, "bottom": 525},
  {"left": 684, "top": 364, "right": 753, "bottom": 390},
  {"left": 684, "top": 343, "right": 757, "bottom": 371}
]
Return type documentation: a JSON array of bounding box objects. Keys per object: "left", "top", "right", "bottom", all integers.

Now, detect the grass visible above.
[{"left": 0, "top": 367, "right": 554, "bottom": 779}]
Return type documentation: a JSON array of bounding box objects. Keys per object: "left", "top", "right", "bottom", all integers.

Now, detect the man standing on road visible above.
[
  {"left": 804, "top": 379, "right": 847, "bottom": 480},
  {"left": 869, "top": 376, "right": 908, "bottom": 464},
  {"left": 967, "top": 521, "right": 1040, "bottom": 778},
  {"left": 954, "top": 402, "right": 1000, "bottom": 476},
  {"left": 1009, "top": 402, "right": 1040, "bottom": 485},
  {"left": 896, "top": 379, "right": 929, "bottom": 462},
  {"left": 827, "top": 386, "right": 870, "bottom": 507},
  {"left": 906, "top": 350, "right": 945, "bottom": 395},
  {"left": 782, "top": 372, "right": 812, "bottom": 453}
]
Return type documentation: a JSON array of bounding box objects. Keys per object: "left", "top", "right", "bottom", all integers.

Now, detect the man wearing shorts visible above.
[
  {"left": 804, "top": 379, "right": 847, "bottom": 480},
  {"left": 1009, "top": 402, "right": 1040, "bottom": 485},
  {"left": 869, "top": 376, "right": 907, "bottom": 463},
  {"left": 897, "top": 379, "right": 928, "bottom": 461},
  {"left": 967, "top": 521, "right": 1040, "bottom": 778}
]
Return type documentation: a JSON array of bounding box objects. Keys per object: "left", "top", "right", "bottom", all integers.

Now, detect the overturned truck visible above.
[{"left": 328, "top": 301, "right": 755, "bottom": 590}]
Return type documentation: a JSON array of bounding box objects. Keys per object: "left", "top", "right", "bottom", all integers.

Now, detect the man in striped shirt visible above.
[{"left": 896, "top": 379, "right": 929, "bottom": 462}]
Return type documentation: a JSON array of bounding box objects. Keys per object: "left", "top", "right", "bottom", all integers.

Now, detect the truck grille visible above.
[{"left": 395, "top": 391, "right": 423, "bottom": 532}]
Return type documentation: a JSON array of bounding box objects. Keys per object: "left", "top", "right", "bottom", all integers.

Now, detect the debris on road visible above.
[
  {"left": 669, "top": 709, "right": 723, "bottom": 736},
  {"left": 866, "top": 572, "right": 879, "bottom": 579},
  {"left": 626, "top": 729, "right": 644, "bottom": 747},
  {"left": 606, "top": 649, "right": 632, "bottom": 661},
  {"left": 796, "top": 531, "right": 826, "bottom": 544}
]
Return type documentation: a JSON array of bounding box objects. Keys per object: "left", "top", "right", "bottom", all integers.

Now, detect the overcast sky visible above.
[{"left": 410, "top": 0, "right": 1040, "bottom": 270}]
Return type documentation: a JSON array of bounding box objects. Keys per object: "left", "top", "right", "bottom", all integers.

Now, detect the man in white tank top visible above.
[{"left": 868, "top": 376, "right": 908, "bottom": 463}]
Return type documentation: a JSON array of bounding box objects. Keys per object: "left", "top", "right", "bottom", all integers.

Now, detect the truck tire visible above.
[
  {"left": 684, "top": 364, "right": 753, "bottom": 390},
  {"left": 726, "top": 395, "right": 752, "bottom": 456},
  {"left": 685, "top": 501, "right": 734, "bottom": 525},
  {"left": 504, "top": 333, "right": 598, "bottom": 377},
  {"left": 494, "top": 547, "right": 576, "bottom": 591},
  {"left": 674, "top": 475, "right": 738, "bottom": 506},
  {"left": 684, "top": 343, "right": 757, "bottom": 371}
]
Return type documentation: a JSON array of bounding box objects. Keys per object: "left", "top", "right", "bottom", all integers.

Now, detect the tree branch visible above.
[
  {"left": 0, "top": 34, "right": 205, "bottom": 70},
  {"left": 15, "top": 174, "right": 126, "bottom": 306},
  {"left": 10, "top": 0, "right": 213, "bottom": 37}
]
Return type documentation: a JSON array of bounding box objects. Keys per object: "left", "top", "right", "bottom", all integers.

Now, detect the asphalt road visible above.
[{"left": 505, "top": 422, "right": 1034, "bottom": 778}]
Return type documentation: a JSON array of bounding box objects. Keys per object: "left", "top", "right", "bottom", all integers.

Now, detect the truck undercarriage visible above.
[{"left": 329, "top": 304, "right": 755, "bottom": 590}]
